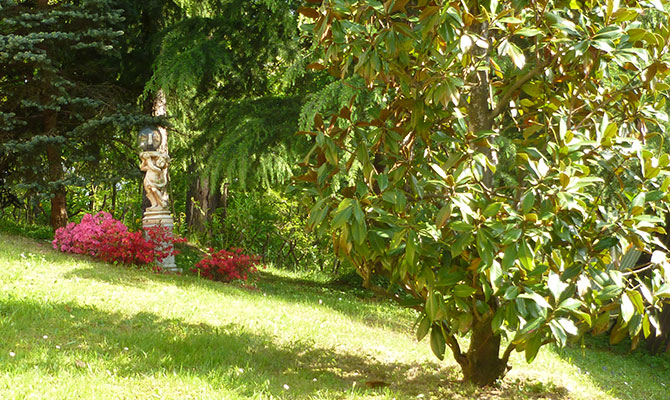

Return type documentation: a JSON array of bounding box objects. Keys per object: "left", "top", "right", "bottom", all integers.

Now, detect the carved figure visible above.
[{"left": 140, "top": 151, "right": 169, "bottom": 210}]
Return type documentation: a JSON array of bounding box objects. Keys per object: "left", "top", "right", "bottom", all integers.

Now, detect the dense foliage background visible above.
[{"left": 0, "top": 0, "right": 336, "bottom": 271}]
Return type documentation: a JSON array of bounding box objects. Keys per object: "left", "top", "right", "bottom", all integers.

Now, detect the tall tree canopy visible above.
[
  {"left": 0, "top": 0, "right": 150, "bottom": 229},
  {"left": 299, "top": 0, "right": 670, "bottom": 385},
  {"left": 141, "top": 0, "right": 321, "bottom": 233}
]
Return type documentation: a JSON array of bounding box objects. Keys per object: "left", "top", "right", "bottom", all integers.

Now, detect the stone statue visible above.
[{"left": 140, "top": 151, "right": 170, "bottom": 210}]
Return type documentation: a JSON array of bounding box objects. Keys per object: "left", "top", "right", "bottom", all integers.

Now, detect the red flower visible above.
[
  {"left": 191, "top": 248, "right": 260, "bottom": 283},
  {"left": 52, "top": 212, "right": 183, "bottom": 269}
]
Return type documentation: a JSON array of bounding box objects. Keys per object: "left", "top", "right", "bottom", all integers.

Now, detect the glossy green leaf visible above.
[
  {"left": 518, "top": 239, "right": 535, "bottom": 271},
  {"left": 453, "top": 284, "right": 476, "bottom": 298},
  {"left": 504, "top": 286, "right": 520, "bottom": 300},
  {"left": 430, "top": 326, "right": 446, "bottom": 360},
  {"left": 592, "top": 236, "right": 618, "bottom": 252},
  {"left": 331, "top": 204, "right": 353, "bottom": 229},
  {"left": 416, "top": 315, "right": 431, "bottom": 341},
  {"left": 549, "top": 319, "right": 567, "bottom": 347},
  {"left": 435, "top": 203, "right": 451, "bottom": 228},
  {"left": 525, "top": 334, "right": 542, "bottom": 363},
  {"left": 483, "top": 202, "right": 503, "bottom": 217},
  {"left": 621, "top": 291, "right": 634, "bottom": 323},
  {"left": 502, "top": 244, "right": 517, "bottom": 270},
  {"left": 489, "top": 261, "right": 503, "bottom": 293},
  {"left": 502, "top": 41, "right": 525, "bottom": 69},
  {"left": 521, "top": 191, "right": 535, "bottom": 214},
  {"left": 426, "top": 291, "right": 443, "bottom": 321},
  {"left": 519, "top": 316, "right": 545, "bottom": 337},
  {"left": 548, "top": 273, "right": 567, "bottom": 303}
]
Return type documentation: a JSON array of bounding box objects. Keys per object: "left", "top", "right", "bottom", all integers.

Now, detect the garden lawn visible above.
[{"left": 0, "top": 232, "right": 668, "bottom": 399}]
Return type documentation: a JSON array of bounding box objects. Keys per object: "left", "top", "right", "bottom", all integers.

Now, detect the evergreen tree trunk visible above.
[
  {"left": 46, "top": 142, "right": 68, "bottom": 230},
  {"left": 111, "top": 182, "right": 117, "bottom": 216},
  {"left": 220, "top": 182, "right": 229, "bottom": 219},
  {"left": 186, "top": 174, "right": 217, "bottom": 234},
  {"left": 38, "top": 0, "right": 67, "bottom": 230}
]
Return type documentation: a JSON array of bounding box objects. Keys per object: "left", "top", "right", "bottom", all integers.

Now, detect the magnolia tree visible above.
[{"left": 298, "top": 0, "right": 670, "bottom": 386}]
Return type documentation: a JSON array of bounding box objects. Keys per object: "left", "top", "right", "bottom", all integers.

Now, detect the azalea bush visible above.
[
  {"left": 191, "top": 248, "right": 261, "bottom": 283},
  {"left": 52, "top": 212, "right": 180, "bottom": 267}
]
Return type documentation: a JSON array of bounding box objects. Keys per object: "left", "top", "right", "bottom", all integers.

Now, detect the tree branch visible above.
[
  {"left": 438, "top": 321, "right": 468, "bottom": 366},
  {"left": 489, "top": 58, "right": 553, "bottom": 122},
  {"left": 362, "top": 281, "right": 423, "bottom": 312}
]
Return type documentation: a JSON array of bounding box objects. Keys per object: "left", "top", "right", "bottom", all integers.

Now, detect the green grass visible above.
[{"left": 0, "top": 232, "right": 668, "bottom": 399}]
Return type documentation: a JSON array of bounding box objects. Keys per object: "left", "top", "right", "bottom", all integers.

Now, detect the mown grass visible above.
[{"left": 0, "top": 232, "right": 668, "bottom": 399}]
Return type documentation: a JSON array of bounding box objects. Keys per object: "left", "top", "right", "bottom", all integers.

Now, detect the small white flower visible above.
[
  {"left": 55, "top": 345, "right": 61, "bottom": 350},
  {"left": 9, "top": 351, "right": 15, "bottom": 357},
  {"left": 43, "top": 335, "right": 48, "bottom": 339},
  {"left": 283, "top": 384, "right": 289, "bottom": 390},
  {"left": 313, "top": 378, "right": 317, "bottom": 382},
  {"left": 318, "top": 299, "right": 323, "bottom": 304},
  {"left": 123, "top": 347, "right": 129, "bottom": 351}
]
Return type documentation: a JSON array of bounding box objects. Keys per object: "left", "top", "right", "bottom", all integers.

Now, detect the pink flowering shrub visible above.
[
  {"left": 52, "top": 212, "right": 181, "bottom": 267},
  {"left": 191, "top": 248, "right": 261, "bottom": 283}
]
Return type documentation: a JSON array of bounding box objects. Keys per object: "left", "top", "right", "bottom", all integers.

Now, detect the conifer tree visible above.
[
  {"left": 141, "top": 0, "right": 317, "bottom": 233},
  {"left": 0, "top": 0, "right": 133, "bottom": 229}
]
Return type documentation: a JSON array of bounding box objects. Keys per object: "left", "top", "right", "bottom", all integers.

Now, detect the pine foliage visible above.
[
  {"left": 183, "top": 95, "right": 305, "bottom": 191},
  {"left": 0, "top": 0, "right": 144, "bottom": 194},
  {"left": 145, "top": 0, "right": 308, "bottom": 194}
]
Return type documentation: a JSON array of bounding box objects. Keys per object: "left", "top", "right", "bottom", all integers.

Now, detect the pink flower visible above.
[{"left": 52, "top": 213, "right": 182, "bottom": 268}]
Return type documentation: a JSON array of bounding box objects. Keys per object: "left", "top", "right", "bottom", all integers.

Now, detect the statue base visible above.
[{"left": 142, "top": 209, "right": 179, "bottom": 273}]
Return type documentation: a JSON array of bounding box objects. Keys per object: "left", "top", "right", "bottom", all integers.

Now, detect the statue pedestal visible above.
[{"left": 142, "top": 209, "right": 178, "bottom": 273}]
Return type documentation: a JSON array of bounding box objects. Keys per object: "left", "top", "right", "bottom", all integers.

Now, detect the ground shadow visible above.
[
  {"left": 0, "top": 296, "right": 572, "bottom": 399},
  {"left": 0, "top": 297, "right": 456, "bottom": 399},
  {"left": 552, "top": 337, "right": 670, "bottom": 400},
  {"left": 63, "top": 264, "right": 414, "bottom": 334}
]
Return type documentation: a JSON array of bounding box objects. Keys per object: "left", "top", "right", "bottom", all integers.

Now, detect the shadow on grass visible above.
[
  {"left": 0, "top": 297, "right": 571, "bottom": 399},
  {"left": 0, "top": 297, "right": 455, "bottom": 399},
  {"left": 63, "top": 264, "right": 414, "bottom": 335},
  {"left": 553, "top": 337, "right": 670, "bottom": 400}
]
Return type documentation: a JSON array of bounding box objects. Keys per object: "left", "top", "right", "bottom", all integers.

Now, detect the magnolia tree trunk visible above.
[
  {"left": 455, "top": 22, "right": 508, "bottom": 386},
  {"left": 458, "top": 316, "right": 508, "bottom": 386},
  {"left": 444, "top": 304, "right": 510, "bottom": 386},
  {"left": 647, "top": 305, "right": 670, "bottom": 354}
]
